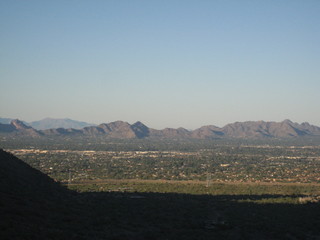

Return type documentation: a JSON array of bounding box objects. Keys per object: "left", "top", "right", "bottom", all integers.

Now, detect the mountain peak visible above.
[
  {"left": 11, "top": 119, "right": 31, "bottom": 130},
  {"left": 131, "top": 121, "right": 150, "bottom": 138},
  {"left": 107, "top": 121, "right": 131, "bottom": 129},
  {"left": 282, "top": 119, "right": 293, "bottom": 124},
  {"left": 132, "top": 121, "right": 147, "bottom": 127}
]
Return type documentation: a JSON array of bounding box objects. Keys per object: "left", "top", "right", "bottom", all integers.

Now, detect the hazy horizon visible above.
[{"left": 1, "top": 1, "right": 319, "bottom": 129}]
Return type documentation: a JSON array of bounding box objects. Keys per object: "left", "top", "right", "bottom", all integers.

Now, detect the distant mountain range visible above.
[
  {"left": 0, "top": 117, "right": 96, "bottom": 130},
  {"left": 1, "top": 119, "right": 320, "bottom": 139}
]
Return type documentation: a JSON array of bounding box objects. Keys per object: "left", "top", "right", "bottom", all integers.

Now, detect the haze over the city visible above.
[{"left": 1, "top": 0, "right": 319, "bottom": 129}]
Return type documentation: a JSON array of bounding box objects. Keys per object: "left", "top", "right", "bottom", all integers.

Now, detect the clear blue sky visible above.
[{"left": 1, "top": 0, "right": 319, "bottom": 129}]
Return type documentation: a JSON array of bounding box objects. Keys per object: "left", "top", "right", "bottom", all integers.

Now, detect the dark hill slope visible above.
[
  {"left": 0, "top": 149, "right": 86, "bottom": 239},
  {"left": 1, "top": 150, "right": 320, "bottom": 239},
  {"left": 0, "top": 149, "right": 65, "bottom": 196}
]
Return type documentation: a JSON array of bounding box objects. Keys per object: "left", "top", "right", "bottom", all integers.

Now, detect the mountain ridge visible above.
[
  {"left": 30, "top": 117, "right": 96, "bottom": 130},
  {"left": 0, "top": 117, "right": 96, "bottom": 130},
  {"left": 1, "top": 119, "right": 320, "bottom": 139}
]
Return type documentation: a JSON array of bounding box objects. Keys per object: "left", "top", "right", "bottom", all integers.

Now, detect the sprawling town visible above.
[{"left": 7, "top": 144, "right": 320, "bottom": 184}]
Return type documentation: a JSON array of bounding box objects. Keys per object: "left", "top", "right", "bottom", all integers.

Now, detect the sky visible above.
[{"left": 1, "top": 0, "right": 319, "bottom": 129}]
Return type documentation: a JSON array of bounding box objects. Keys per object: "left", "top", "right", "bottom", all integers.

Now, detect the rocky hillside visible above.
[{"left": 0, "top": 119, "right": 42, "bottom": 137}]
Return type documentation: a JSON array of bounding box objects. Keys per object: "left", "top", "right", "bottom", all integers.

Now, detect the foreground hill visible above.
[
  {"left": 0, "top": 149, "right": 77, "bottom": 239},
  {"left": 1, "top": 119, "right": 320, "bottom": 140},
  {"left": 1, "top": 150, "right": 320, "bottom": 239}
]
